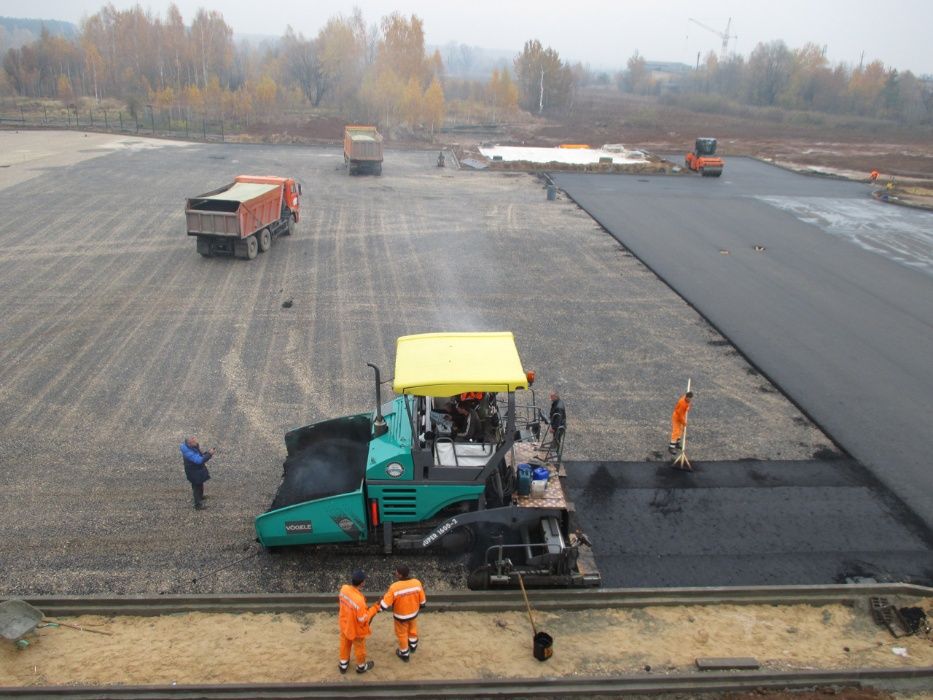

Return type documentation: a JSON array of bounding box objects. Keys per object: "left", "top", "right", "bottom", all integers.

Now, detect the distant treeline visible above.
[
  {"left": 0, "top": 5, "right": 525, "bottom": 133},
  {"left": 623, "top": 44, "right": 932, "bottom": 125},
  {"left": 2, "top": 5, "right": 930, "bottom": 129}
]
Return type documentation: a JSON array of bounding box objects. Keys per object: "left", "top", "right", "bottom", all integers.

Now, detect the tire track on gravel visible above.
[
  {"left": 3, "top": 214, "right": 145, "bottom": 433},
  {"left": 333, "top": 201, "right": 353, "bottom": 404},
  {"left": 32, "top": 242, "right": 185, "bottom": 439},
  {"left": 163, "top": 258, "right": 243, "bottom": 438},
  {"left": 219, "top": 250, "right": 289, "bottom": 454},
  {"left": 0, "top": 210, "right": 127, "bottom": 381},
  {"left": 381, "top": 197, "right": 433, "bottom": 340},
  {"left": 92, "top": 218, "right": 229, "bottom": 438},
  {"left": 355, "top": 204, "right": 389, "bottom": 371},
  {"left": 280, "top": 204, "right": 324, "bottom": 415},
  {"left": 95, "top": 251, "right": 201, "bottom": 439}
]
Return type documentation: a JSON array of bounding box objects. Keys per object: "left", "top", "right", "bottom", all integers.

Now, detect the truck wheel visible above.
[
  {"left": 244, "top": 235, "right": 258, "bottom": 260},
  {"left": 196, "top": 236, "right": 212, "bottom": 257},
  {"left": 285, "top": 217, "right": 295, "bottom": 236},
  {"left": 375, "top": 163, "right": 383, "bottom": 176},
  {"left": 258, "top": 228, "right": 272, "bottom": 252}
]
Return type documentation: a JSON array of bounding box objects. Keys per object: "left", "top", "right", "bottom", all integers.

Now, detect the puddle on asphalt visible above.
[{"left": 754, "top": 195, "right": 933, "bottom": 277}]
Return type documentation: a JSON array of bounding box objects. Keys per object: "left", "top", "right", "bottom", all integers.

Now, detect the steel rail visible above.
[
  {"left": 20, "top": 582, "right": 933, "bottom": 617},
  {"left": 2, "top": 667, "right": 933, "bottom": 699}
]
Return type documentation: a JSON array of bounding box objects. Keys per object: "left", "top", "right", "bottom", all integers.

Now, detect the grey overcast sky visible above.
[{"left": 4, "top": 0, "right": 933, "bottom": 75}]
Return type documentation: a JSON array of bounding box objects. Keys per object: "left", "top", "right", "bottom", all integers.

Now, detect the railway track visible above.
[
  {"left": 2, "top": 668, "right": 932, "bottom": 699},
  {"left": 4, "top": 584, "right": 931, "bottom": 698}
]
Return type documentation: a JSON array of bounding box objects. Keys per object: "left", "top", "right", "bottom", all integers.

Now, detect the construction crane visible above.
[{"left": 688, "top": 17, "right": 736, "bottom": 60}]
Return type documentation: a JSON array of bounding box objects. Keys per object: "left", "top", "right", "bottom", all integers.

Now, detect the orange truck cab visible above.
[
  {"left": 685, "top": 138, "right": 724, "bottom": 177},
  {"left": 185, "top": 175, "right": 302, "bottom": 260}
]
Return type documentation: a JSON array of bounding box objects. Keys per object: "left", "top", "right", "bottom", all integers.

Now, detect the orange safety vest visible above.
[
  {"left": 459, "top": 392, "right": 484, "bottom": 402},
  {"left": 339, "top": 584, "right": 375, "bottom": 639},
  {"left": 672, "top": 395, "right": 691, "bottom": 426},
  {"left": 380, "top": 578, "right": 426, "bottom": 620}
]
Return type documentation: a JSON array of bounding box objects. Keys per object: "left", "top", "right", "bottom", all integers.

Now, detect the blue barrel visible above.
[
  {"left": 517, "top": 463, "right": 532, "bottom": 496},
  {"left": 533, "top": 466, "right": 550, "bottom": 483},
  {"left": 546, "top": 184, "right": 557, "bottom": 201}
]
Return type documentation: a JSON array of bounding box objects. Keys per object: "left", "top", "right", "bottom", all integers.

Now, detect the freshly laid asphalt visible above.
[
  {"left": 554, "top": 161, "right": 933, "bottom": 532},
  {"left": 564, "top": 459, "right": 933, "bottom": 587}
]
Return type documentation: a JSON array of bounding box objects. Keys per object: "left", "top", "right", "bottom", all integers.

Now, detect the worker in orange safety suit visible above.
[
  {"left": 869, "top": 170, "right": 879, "bottom": 183},
  {"left": 379, "top": 564, "right": 427, "bottom": 662},
  {"left": 338, "top": 569, "right": 380, "bottom": 674},
  {"left": 669, "top": 391, "right": 694, "bottom": 455}
]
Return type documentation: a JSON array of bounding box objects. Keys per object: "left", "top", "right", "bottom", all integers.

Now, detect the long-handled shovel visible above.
[{"left": 517, "top": 574, "right": 552, "bottom": 661}]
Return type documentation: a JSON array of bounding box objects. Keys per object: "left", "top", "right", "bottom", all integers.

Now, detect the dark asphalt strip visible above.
[
  {"left": 564, "top": 460, "right": 933, "bottom": 588},
  {"left": 553, "top": 169, "right": 933, "bottom": 533}
]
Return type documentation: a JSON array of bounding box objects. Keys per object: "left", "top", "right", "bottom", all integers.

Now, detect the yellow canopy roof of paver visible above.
[{"left": 393, "top": 332, "right": 528, "bottom": 397}]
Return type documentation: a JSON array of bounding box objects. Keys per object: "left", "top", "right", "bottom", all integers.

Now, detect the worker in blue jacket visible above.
[{"left": 180, "top": 436, "right": 214, "bottom": 510}]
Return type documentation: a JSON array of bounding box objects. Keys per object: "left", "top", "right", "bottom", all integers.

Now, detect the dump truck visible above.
[
  {"left": 186, "top": 175, "right": 301, "bottom": 259},
  {"left": 344, "top": 125, "right": 383, "bottom": 175},
  {"left": 685, "top": 137, "right": 724, "bottom": 177},
  {"left": 255, "top": 331, "right": 599, "bottom": 590}
]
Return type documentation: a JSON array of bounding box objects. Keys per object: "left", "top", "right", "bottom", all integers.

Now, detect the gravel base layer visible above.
[{"left": 0, "top": 133, "right": 838, "bottom": 597}]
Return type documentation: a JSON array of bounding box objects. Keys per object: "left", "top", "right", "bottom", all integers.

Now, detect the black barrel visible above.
[{"left": 533, "top": 631, "right": 553, "bottom": 661}]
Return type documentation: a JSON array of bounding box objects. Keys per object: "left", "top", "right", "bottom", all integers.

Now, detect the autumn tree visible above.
[
  {"left": 400, "top": 76, "right": 422, "bottom": 126},
  {"left": 778, "top": 42, "right": 829, "bottom": 109},
  {"left": 745, "top": 40, "right": 794, "bottom": 106},
  {"left": 253, "top": 75, "right": 277, "bottom": 114},
  {"left": 315, "top": 11, "right": 368, "bottom": 112},
  {"left": 422, "top": 75, "right": 445, "bottom": 136},
  {"left": 153, "top": 85, "right": 175, "bottom": 118},
  {"left": 57, "top": 74, "right": 74, "bottom": 101},
  {"left": 623, "top": 51, "right": 653, "bottom": 94},
  {"left": 486, "top": 67, "right": 518, "bottom": 121},
  {"left": 360, "top": 63, "right": 404, "bottom": 126},
  {"left": 513, "top": 39, "right": 573, "bottom": 113},
  {"left": 377, "top": 13, "right": 430, "bottom": 86},
  {"left": 203, "top": 75, "right": 223, "bottom": 116},
  {"left": 191, "top": 9, "right": 233, "bottom": 89},
  {"left": 358, "top": 12, "right": 442, "bottom": 128},
  {"left": 183, "top": 83, "right": 203, "bottom": 116},
  {"left": 848, "top": 59, "right": 888, "bottom": 116},
  {"left": 281, "top": 26, "right": 326, "bottom": 106}
]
